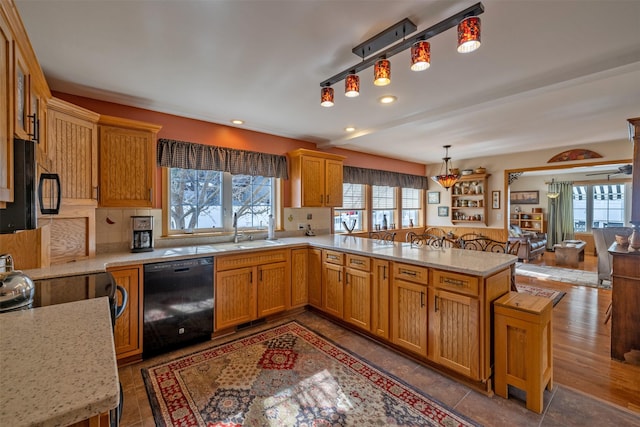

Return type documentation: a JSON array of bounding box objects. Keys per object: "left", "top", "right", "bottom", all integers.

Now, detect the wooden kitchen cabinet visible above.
[
  {"left": 343, "top": 254, "right": 372, "bottom": 330},
  {"left": 371, "top": 259, "right": 390, "bottom": 339},
  {"left": 308, "top": 248, "right": 322, "bottom": 308},
  {"left": 216, "top": 267, "right": 255, "bottom": 330},
  {"left": 0, "top": 14, "right": 13, "bottom": 206},
  {"left": 47, "top": 97, "right": 100, "bottom": 203},
  {"left": 288, "top": 148, "right": 345, "bottom": 207},
  {"left": 98, "top": 115, "right": 161, "bottom": 207},
  {"left": 107, "top": 265, "right": 143, "bottom": 363},
  {"left": 391, "top": 262, "right": 429, "bottom": 356},
  {"left": 290, "top": 248, "right": 309, "bottom": 308},
  {"left": 215, "top": 249, "right": 290, "bottom": 331},
  {"left": 322, "top": 262, "right": 344, "bottom": 318}
]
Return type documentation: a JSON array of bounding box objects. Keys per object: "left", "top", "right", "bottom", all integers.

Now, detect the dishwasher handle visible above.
[{"left": 115, "top": 285, "right": 128, "bottom": 319}]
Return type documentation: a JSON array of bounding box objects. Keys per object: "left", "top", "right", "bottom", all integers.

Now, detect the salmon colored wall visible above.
[{"left": 53, "top": 92, "right": 427, "bottom": 208}]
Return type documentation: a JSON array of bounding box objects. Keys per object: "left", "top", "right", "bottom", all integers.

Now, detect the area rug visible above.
[
  {"left": 142, "top": 321, "right": 481, "bottom": 427},
  {"left": 515, "top": 283, "right": 566, "bottom": 307},
  {"left": 515, "top": 262, "right": 608, "bottom": 289}
]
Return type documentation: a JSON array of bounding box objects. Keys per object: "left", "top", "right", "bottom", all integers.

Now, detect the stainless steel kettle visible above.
[{"left": 0, "top": 254, "right": 35, "bottom": 312}]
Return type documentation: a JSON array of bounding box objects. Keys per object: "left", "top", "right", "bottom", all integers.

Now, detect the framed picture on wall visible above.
[
  {"left": 492, "top": 191, "right": 500, "bottom": 209},
  {"left": 428, "top": 191, "right": 440, "bottom": 204},
  {"left": 438, "top": 206, "right": 449, "bottom": 217},
  {"left": 510, "top": 190, "right": 539, "bottom": 204}
]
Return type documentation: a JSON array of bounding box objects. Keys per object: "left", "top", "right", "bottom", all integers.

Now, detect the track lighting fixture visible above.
[{"left": 319, "top": 2, "right": 484, "bottom": 107}]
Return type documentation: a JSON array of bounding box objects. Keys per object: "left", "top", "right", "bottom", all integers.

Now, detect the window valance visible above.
[
  {"left": 343, "top": 166, "right": 429, "bottom": 189},
  {"left": 157, "top": 138, "right": 289, "bottom": 179}
]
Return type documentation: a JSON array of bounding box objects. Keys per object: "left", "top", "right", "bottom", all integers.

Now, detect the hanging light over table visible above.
[
  {"left": 457, "top": 16, "right": 481, "bottom": 53},
  {"left": 410, "top": 41, "right": 431, "bottom": 71},
  {"left": 320, "top": 86, "right": 334, "bottom": 107},
  {"left": 373, "top": 59, "right": 391, "bottom": 86},
  {"left": 345, "top": 73, "right": 360, "bottom": 97},
  {"left": 432, "top": 145, "right": 460, "bottom": 190}
]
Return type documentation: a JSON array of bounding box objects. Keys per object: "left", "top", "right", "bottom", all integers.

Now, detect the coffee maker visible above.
[{"left": 131, "top": 216, "right": 154, "bottom": 253}]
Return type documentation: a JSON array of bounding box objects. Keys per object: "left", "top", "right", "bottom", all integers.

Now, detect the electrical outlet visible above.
[{"left": 298, "top": 223, "right": 305, "bottom": 230}]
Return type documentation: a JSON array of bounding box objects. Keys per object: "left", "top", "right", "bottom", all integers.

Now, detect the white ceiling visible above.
[{"left": 15, "top": 0, "right": 640, "bottom": 165}]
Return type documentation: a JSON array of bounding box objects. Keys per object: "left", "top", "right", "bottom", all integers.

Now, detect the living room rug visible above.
[
  {"left": 515, "top": 283, "right": 566, "bottom": 307},
  {"left": 142, "top": 321, "right": 481, "bottom": 427},
  {"left": 515, "top": 262, "right": 608, "bottom": 289}
]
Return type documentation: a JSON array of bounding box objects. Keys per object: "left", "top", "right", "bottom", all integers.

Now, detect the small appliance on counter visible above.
[
  {"left": 131, "top": 215, "right": 154, "bottom": 252},
  {"left": 0, "top": 254, "right": 35, "bottom": 312}
]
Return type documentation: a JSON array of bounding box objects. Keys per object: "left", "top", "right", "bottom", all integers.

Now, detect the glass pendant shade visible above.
[
  {"left": 457, "top": 16, "right": 481, "bottom": 53},
  {"left": 373, "top": 59, "right": 391, "bottom": 86},
  {"left": 320, "top": 87, "right": 334, "bottom": 107},
  {"left": 432, "top": 145, "right": 459, "bottom": 190},
  {"left": 410, "top": 41, "right": 431, "bottom": 71},
  {"left": 345, "top": 74, "right": 360, "bottom": 97}
]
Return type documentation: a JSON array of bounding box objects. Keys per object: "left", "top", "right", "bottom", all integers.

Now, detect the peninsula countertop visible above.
[
  {"left": 23, "top": 234, "right": 516, "bottom": 280},
  {"left": 0, "top": 298, "right": 120, "bottom": 427}
]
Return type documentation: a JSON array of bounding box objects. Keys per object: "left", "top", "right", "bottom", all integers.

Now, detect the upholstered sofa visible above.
[
  {"left": 592, "top": 227, "right": 633, "bottom": 285},
  {"left": 507, "top": 224, "right": 547, "bottom": 262}
]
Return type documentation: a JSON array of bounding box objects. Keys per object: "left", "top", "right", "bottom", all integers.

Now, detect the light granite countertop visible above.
[
  {"left": 0, "top": 298, "right": 120, "bottom": 427},
  {"left": 23, "top": 234, "right": 515, "bottom": 280}
]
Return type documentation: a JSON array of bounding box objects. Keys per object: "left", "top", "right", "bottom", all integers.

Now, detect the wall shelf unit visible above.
[
  {"left": 450, "top": 174, "right": 490, "bottom": 226},
  {"left": 510, "top": 212, "right": 545, "bottom": 233}
]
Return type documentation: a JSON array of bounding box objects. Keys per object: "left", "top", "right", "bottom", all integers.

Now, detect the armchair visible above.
[
  {"left": 593, "top": 227, "right": 633, "bottom": 285},
  {"left": 507, "top": 224, "right": 547, "bottom": 262}
]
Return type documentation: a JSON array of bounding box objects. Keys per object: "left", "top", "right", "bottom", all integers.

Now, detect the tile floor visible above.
[{"left": 118, "top": 311, "right": 640, "bottom": 427}]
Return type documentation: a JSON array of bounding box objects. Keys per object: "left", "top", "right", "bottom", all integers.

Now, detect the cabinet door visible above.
[
  {"left": 290, "top": 249, "right": 308, "bottom": 308},
  {"left": 371, "top": 259, "right": 390, "bottom": 339},
  {"left": 13, "top": 47, "right": 28, "bottom": 140},
  {"left": 429, "top": 288, "right": 479, "bottom": 379},
  {"left": 308, "top": 248, "right": 322, "bottom": 308},
  {"left": 344, "top": 267, "right": 371, "bottom": 330},
  {"left": 0, "top": 17, "right": 12, "bottom": 204},
  {"left": 108, "top": 266, "right": 142, "bottom": 361},
  {"left": 48, "top": 106, "right": 98, "bottom": 202},
  {"left": 324, "top": 158, "right": 343, "bottom": 207},
  {"left": 322, "top": 262, "right": 343, "bottom": 318},
  {"left": 257, "top": 261, "right": 289, "bottom": 317},
  {"left": 391, "top": 279, "right": 427, "bottom": 356},
  {"left": 98, "top": 124, "right": 155, "bottom": 207},
  {"left": 300, "top": 155, "right": 325, "bottom": 207},
  {"left": 215, "top": 267, "right": 256, "bottom": 330}
]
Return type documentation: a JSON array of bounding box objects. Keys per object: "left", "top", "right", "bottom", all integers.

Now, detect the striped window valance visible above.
[
  {"left": 344, "top": 166, "right": 429, "bottom": 189},
  {"left": 157, "top": 138, "right": 289, "bottom": 179}
]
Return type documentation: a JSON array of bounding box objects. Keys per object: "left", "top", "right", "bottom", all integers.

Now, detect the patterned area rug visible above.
[
  {"left": 515, "top": 263, "right": 607, "bottom": 288},
  {"left": 515, "top": 283, "right": 566, "bottom": 307},
  {"left": 142, "top": 321, "right": 480, "bottom": 427}
]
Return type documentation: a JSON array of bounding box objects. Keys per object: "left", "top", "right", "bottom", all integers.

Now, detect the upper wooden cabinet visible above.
[
  {"left": 288, "top": 148, "right": 345, "bottom": 208},
  {"left": 98, "top": 115, "right": 161, "bottom": 207},
  {"left": 0, "top": 15, "right": 13, "bottom": 206},
  {"left": 47, "top": 97, "right": 100, "bottom": 203}
]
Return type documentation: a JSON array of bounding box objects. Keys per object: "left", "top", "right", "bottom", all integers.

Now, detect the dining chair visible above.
[{"left": 368, "top": 231, "right": 397, "bottom": 242}]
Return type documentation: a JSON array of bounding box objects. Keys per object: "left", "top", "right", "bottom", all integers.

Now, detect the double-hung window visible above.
[
  {"left": 334, "top": 183, "right": 365, "bottom": 232},
  {"left": 573, "top": 183, "right": 627, "bottom": 232},
  {"left": 401, "top": 187, "right": 421, "bottom": 227},
  {"left": 372, "top": 185, "right": 396, "bottom": 229}
]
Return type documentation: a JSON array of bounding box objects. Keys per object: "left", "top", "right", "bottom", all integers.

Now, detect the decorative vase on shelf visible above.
[
  {"left": 629, "top": 226, "right": 640, "bottom": 250},
  {"left": 382, "top": 214, "right": 388, "bottom": 230}
]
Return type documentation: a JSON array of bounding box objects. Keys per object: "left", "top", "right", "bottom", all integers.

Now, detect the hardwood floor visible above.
[{"left": 521, "top": 251, "right": 640, "bottom": 412}]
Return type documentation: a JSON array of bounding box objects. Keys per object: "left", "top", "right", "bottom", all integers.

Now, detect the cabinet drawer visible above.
[
  {"left": 216, "top": 249, "right": 288, "bottom": 271},
  {"left": 393, "top": 262, "right": 428, "bottom": 284},
  {"left": 323, "top": 249, "right": 344, "bottom": 265},
  {"left": 346, "top": 254, "right": 371, "bottom": 271},
  {"left": 433, "top": 269, "right": 479, "bottom": 296}
]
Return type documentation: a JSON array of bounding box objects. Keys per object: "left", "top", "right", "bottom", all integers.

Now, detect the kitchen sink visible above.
[{"left": 211, "top": 239, "right": 284, "bottom": 251}]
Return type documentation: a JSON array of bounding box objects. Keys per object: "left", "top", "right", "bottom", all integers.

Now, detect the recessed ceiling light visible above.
[
  {"left": 231, "top": 119, "right": 244, "bottom": 125},
  {"left": 345, "top": 127, "right": 356, "bottom": 132},
  {"left": 378, "top": 95, "right": 397, "bottom": 104}
]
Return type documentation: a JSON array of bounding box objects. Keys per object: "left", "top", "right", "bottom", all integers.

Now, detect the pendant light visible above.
[
  {"left": 373, "top": 59, "right": 391, "bottom": 86},
  {"left": 320, "top": 86, "right": 334, "bottom": 107},
  {"left": 432, "top": 145, "right": 459, "bottom": 190},
  {"left": 345, "top": 73, "right": 360, "bottom": 97},
  {"left": 410, "top": 41, "right": 431, "bottom": 71},
  {"left": 457, "top": 16, "right": 481, "bottom": 53}
]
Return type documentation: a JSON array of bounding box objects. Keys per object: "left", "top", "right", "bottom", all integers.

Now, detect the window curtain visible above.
[
  {"left": 157, "top": 138, "right": 289, "bottom": 179},
  {"left": 343, "top": 166, "right": 429, "bottom": 189},
  {"left": 547, "top": 181, "right": 574, "bottom": 248}
]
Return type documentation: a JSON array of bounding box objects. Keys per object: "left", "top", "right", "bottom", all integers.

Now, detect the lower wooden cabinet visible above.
[
  {"left": 214, "top": 250, "right": 290, "bottom": 331},
  {"left": 322, "top": 262, "right": 344, "bottom": 318},
  {"left": 391, "top": 277, "right": 428, "bottom": 356},
  {"left": 290, "top": 248, "right": 309, "bottom": 308},
  {"left": 371, "top": 259, "right": 390, "bottom": 339},
  {"left": 428, "top": 288, "right": 479, "bottom": 379},
  {"left": 308, "top": 248, "right": 322, "bottom": 308},
  {"left": 107, "top": 265, "right": 143, "bottom": 362},
  {"left": 344, "top": 254, "right": 372, "bottom": 330}
]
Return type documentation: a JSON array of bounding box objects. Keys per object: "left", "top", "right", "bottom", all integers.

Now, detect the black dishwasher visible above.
[{"left": 143, "top": 257, "right": 214, "bottom": 358}]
